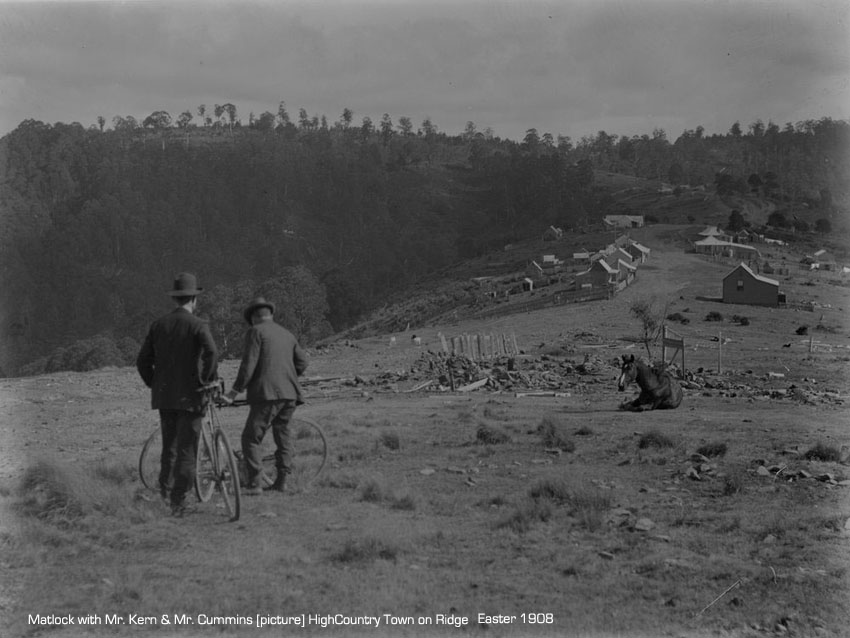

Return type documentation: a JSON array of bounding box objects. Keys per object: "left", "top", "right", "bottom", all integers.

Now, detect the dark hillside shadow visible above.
[{"left": 696, "top": 296, "right": 723, "bottom": 303}]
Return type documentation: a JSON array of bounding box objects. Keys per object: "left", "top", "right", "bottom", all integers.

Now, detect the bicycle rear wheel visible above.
[
  {"left": 194, "top": 426, "right": 216, "bottom": 503},
  {"left": 214, "top": 429, "right": 241, "bottom": 522},
  {"left": 262, "top": 416, "right": 328, "bottom": 491},
  {"left": 139, "top": 428, "right": 160, "bottom": 491}
]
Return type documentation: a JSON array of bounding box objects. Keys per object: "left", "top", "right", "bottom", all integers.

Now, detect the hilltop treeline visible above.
[{"left": 0, "top": 107, "right": 847, "bottom": 376}]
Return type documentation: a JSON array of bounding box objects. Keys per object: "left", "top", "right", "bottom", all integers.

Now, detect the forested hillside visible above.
[{"left": 1, "top": 107, "right": 847, "bottom": 376}]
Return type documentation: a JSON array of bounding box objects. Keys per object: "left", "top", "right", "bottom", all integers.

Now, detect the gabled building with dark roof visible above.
[{"left": 722, "top": 263, "right": 780, "bottom": 307}]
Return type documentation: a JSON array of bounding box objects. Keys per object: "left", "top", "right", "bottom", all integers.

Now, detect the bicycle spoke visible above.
[
  {"left": 194, "top": 426, "right": 216, "bottom": 502},
  {"left": 139, "top": 428, "right": 161, "bottom": 491},
  {"left": 214, "top": 429, "right": 241, "bottom": 522}
]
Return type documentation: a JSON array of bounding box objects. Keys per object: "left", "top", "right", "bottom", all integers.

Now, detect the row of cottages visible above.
[
  {"left": 603, "top": 215, "right": 644, "bottom": 229},
  {"left": 574, "top": 237, "right": 648, "bottom": 291},
  {"left": 723, "top": 263, "right": 784, "bottom": 306}
]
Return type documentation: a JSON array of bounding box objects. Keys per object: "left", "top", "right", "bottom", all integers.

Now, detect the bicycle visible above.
[
  {"left": 225, "top": 399, "right": 328, "bottom": 492},
  {"left": 138, "top": 380, "right": 242, "bottom": 521}
]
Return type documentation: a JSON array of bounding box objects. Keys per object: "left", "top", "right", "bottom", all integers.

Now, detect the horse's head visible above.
[{"left": 617, "top": 354, "right": 637, "bottom": 391}]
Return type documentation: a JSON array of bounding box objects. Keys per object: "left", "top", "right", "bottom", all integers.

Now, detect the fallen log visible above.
[{"left": 457, "top": 378, "right": 490, "bottom": 392}]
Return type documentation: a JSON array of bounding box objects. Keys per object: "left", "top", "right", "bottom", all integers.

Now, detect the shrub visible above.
[
  {"left": 705, "top": 311, "right": 724, "bottom": 322},
  {"left": 803, "top": 442, "right": 840, "bottom": 462},
  {"left": 796, "top": 325, "right": 808, "bottom": 335},
  {"left": 731, "top": 315, "right": 750, "bottom": 326},
  {"left": 476, "top": 424, "right": 511, "bottom": 445},
  {"left": 666, "top": 312, "right": 690, "bottom": 325}
]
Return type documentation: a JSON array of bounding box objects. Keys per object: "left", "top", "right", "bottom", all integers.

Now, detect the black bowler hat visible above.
[{"left": 167, "top": 272, "right": 203, "bottom": 296}]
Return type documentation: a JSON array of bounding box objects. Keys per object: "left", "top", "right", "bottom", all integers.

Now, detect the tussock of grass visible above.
[
  {"left": 638, "top": 429, "right": 674, "bottom": 449},
  {"left": 378, "top": 431, "right": 401, "bottom": 450},
  {"left": 16, "top": 459, "right": 137, "bottom": 524},
  {"left": 803, "top": 442, "right": 840, "bottom": 462},
  {"left": 318, "top": 471, "right": 362, "bottom": 489},
  {"left": 476, "top": 424, "right": 511, "bottom": 445},
  {"left": 357, "top": 477, "right": 416, "bottom": 510},
  {"left": 722, "top": 467, "right": 747, "bottom": 496},
  {"left": 495, "top": 500, "right": 552, "bottom": 533},
  {"left": 529, "top": 479, "right": 571, "bottom": 503},
  {"left": 569, "top": 488, "right": 611, "bottom": 531},
  {"left": 359, "top": 478, "right": 386, "bottom": 503},
  {"left": 331, "top": 537, "right": 398, "bottom": 564},
  {"left": 575, "top": 425, "right": 594, "bottom": 436},
  {"left": 538, "top": 417, "right": 575, "bottom": 452},
  {"left": 389, "top": 494, "right": 416, "bottom": 511},
  {"left": 696, "top": 442, "right": 728, "bottom": 458}
]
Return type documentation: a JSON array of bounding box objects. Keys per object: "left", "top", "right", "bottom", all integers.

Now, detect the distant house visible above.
[
  {"left": 694, "top": 236, "right": 761, "bottom": 260},
  {"left": 697, "top": 226, "right": 734, "bottom": 242},
  {"left": 542, "top": 225, "right": 564, "bottom": 241},
  {"left": 812, "top": 249, "right": 837, "bottom": 271},
  {"left": 572, "top": 248, "right": 592, "bottom": 262},
  {"left": 732, "top": 229, "right": 753, "bottom": 244},
  {"left": 626, "top": 242, "right": 651, "bottom": 263},
  {"left": 526, "top": 261, "right": 545, "bottom": 281},
  {"left": 614, "top": 247, "right": 633, "bottom": 264},
  {"left": 722, "top": 263, "right": 780, "bottom": 307},
  {"left": 603, "top": 215, "right": 644, "bottom": 229},
  {"left": 575, "top": 258, "right": 619, "bottom": 289},
  {"left": 541, "top": 254, "right": 564, "bottom": 275}
]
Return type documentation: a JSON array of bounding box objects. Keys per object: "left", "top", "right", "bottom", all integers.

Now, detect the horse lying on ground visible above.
[{"left": 617, "top": 354, "right": 683, "bottom": 411}]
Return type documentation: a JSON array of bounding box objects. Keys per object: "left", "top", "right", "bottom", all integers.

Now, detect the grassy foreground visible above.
[{"left": 3, "top": 391, "right": 849, "bottom": 638}]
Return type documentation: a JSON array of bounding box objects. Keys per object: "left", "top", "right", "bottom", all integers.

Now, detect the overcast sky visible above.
[{"left": 0, "top": 0, "right": 848, "bottom": 142}]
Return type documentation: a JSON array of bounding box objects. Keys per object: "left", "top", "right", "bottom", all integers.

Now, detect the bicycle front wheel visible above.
[
  {"left": 194, "top": 426, "right": 216, "bottom": 503},
  {"left": 139, "top": 428, "right": 160, "bottom": 491},
  {"left": 214, "top": 429, "right": 241, "bottom": 522}
]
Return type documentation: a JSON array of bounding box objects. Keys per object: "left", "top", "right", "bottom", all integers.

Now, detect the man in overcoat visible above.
[
  {"left": 224, "top": 297, "right": 308, "bottom": 495},
  {"left": 137, "top": 272, "right": 218, "bottom": 516}
]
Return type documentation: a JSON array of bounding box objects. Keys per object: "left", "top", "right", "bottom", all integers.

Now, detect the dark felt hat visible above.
[
  {"left": 243, "top": 297, "right": 275, "bottom": 324},
  {"left": 167, "top": 272, "right": 203, "bottom": 296}
]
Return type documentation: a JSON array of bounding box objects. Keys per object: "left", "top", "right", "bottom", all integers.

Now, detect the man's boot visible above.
[{"left": 265, "top": 473, "right": 285, "bottom": 492}]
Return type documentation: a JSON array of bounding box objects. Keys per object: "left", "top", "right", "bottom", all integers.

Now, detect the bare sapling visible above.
[{"left": 629, "top": 297, "right": 671, "bottom": 361}]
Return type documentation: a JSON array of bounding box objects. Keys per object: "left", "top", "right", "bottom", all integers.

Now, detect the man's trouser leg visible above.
[
  {"left": 159, "top": 410, "right": 179, "bottom": 497},
  {"left": 242, "top": 402, "right": 274, "bottom": 488},
  {"left": 170, "top": 410, "right": 202, "bottom": 507},
  {"left": 270, "top": 401, "right": 296, "bottom": 477}
]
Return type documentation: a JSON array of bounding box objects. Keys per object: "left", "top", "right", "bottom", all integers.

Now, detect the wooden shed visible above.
[{"left": 722, "top": 263, "right": 779, "bottom": 307}]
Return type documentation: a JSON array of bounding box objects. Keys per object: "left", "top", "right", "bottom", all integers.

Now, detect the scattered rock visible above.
[{"left": 634, "top": 517, "right": 655, "bottom": 532}]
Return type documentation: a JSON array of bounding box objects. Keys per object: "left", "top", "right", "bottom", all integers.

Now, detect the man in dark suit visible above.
[
  {"left": 224, "top": 297, "right": 308, "bottom": 495},
  {"left": 137, "top": 272, "right": 218, "bottom": 516}
]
